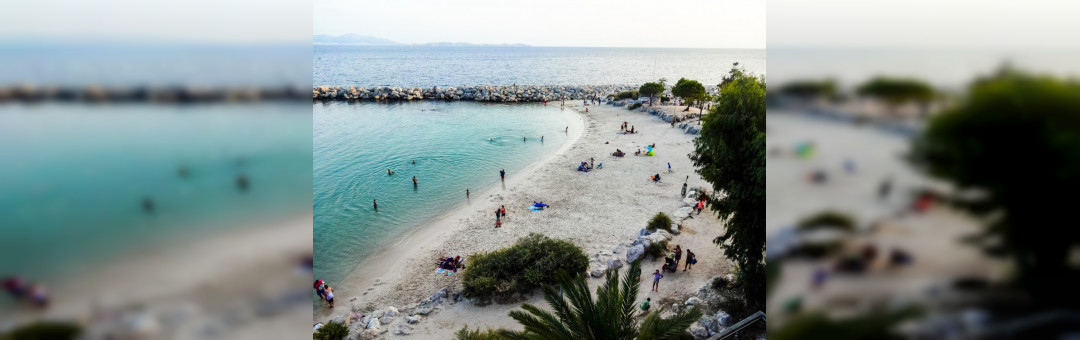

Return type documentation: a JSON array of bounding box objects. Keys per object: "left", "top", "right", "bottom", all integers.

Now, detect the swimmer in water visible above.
[
  {"left": 412, "top": 160, "right": 416, "bottom": 164},
  {"left": 388, "top": 169, "right": 393, "bottom": 175},
  {"left": 413, "top": 176, "right": 417, "bottom": 185}
]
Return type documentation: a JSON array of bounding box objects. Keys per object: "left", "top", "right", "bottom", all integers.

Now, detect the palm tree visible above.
[{"left": 498, "top": 261, "right": 702, "bottom": 340}]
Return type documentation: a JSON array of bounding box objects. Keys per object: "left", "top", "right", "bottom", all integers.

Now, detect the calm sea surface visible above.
[
  {"left": 313, "top": 101, "right": 578, "bottom": 286},
  {"left": 314, "top": 46, "right": 765, "bottom": 86},
  {"left": 0, "top": 103, "right": 313, "bottom": 285}
]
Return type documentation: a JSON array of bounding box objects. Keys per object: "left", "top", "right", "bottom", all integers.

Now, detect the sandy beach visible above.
[
  {"left": 1, "top": 214, "right": 314, "bottom": 340},
  {"left": 317, "top": 102, "right": 735, "bottom": 338}
]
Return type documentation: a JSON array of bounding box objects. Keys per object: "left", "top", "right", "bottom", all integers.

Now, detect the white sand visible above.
[
  {"left": 1, "top": 214, "right": 314, "bottom": 340},
  {"left": 319, "top": 102, "right": 735, "bottom": 338},
  {"left": 764, "top": 111, "right": 1005, "bottom": 325}
]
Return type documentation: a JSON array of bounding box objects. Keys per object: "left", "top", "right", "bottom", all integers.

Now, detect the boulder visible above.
[
  {"left": 670, "top": 224, "right": 681, "bottom": 235},
  {"left": 698, "top": 316, "right": 718, "bottom": 333},
  {"left": 626, "top": 244, "right": 645, "bottom": 263},
  {"left": 591, "top": 268, "right": 606, "bottom": 278},
  {"left": 685, "top": 297, "right": 701, "bottom": 306},
  {"left": 654, "top": 229, "right": 674, "bottom": 240},
  {"left": 690, "top": 324, "right": 710, "bottom": 339},
  {"left": 404, "top": 315, "right": 422, "bottom": 324},
  {"left": 683, "top": 198, "right": 698, "bottom": 207},
  {"left": 716, "top": 311, "right": 732, "bottom": 327},
  {"left": 366, "top": 316, "right": 380, "bottom": 330},
  {"left": 646, "top": 232, "right": 667, "bottom": 245},
  {"left": 672, "top": 207, "right": 694, "bottom": 220},
  {"left": 607, "top": 258, "right": 623, "bottom": 270}
]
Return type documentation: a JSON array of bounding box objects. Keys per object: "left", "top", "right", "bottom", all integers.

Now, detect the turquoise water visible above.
[
  {"left": 313, "top": 101, "right": 577, "bottom": 285},
  {"left": 0, "top": 104, "right": 313, "bottom": 287}
]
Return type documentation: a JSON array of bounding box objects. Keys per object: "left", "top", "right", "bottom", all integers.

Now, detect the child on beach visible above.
[
  {"left": 496, "top": 219, "right": 502, "bottom": 228},
  {"left": 640, "top": 298, "right": 651, "bottom": 314},
  {"left": 500, "top": 169, "right": 506, "bottom": 181},
  {"left": 501, "top": 205, "right": 507, "bottom": 219},
  {"left": 324, "top": 285, "right": 335, "bottom": 308},
  {"left": 652, "top": 270, "right": 664, "bottom": 292}
]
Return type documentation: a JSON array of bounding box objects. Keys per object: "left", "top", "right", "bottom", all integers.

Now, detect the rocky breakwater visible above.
[{"left": 312, "top": 85, "right": 637, "bottom": 102}]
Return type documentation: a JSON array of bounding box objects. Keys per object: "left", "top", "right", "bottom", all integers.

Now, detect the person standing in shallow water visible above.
[
  {"left": 413, "top": 176, "right": 417, "bottom": 186},
  {"left": 500, "top": 169, "right": 505, "bottom": 181},
  {"left": 373, "top": 199, "right": 378, "bottom": 211},
  {"left": 466, "top": 189, "right": 469, "bottom": 198}
]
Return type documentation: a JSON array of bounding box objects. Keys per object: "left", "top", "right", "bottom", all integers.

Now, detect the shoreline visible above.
[
  {"left": 319, "top": 101, "right": 736, "bottom": 338},
  {"left": 1, "top": 213, "right": 313, "bottom": 339},
  {"left": 317, "top": 107, "right": 586, "bottom": 319}
]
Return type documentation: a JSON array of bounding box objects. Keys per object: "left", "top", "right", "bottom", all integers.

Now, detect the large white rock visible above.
[
  {"left": 626, "top": 244, "right": 645, "bottom": 263},
  {"left": 384, "top": 307, "right": 398, "bottom": 318},
  {"left": 366, "top": 316, "right": 380, "bottom": 330},
  {"left": 690, "top": 324, "right": 710, "bottom": 339},
  {"left": 607, "top": 258, "right": 623, "bottom": 270},
  {"left": 716, "top": 311, "right": 732, "bottom": 327},
  {"left": 405, "top": 315, "right": 422, "bottom": 324}
]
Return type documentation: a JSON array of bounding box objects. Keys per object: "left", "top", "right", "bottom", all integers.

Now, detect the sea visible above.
[
  {"left": 314, "top": 46, "right": 766, "bottom": 86},
  {"left": 0, "top": 44, "right": 312, "bottom": 313},
  {"left": 311, "top": 46, "right": 766, "bottom": 292}
]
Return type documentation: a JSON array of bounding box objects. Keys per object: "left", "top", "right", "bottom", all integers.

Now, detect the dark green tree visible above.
[
  {"left": 640, "top": 81, "right": 666, "bottom": 106},
  {"left": 673, "top": 78, "right": 706, "bottom": 111},
  {"left": 856, "top": 76, "right": 934, "bottom": 116},
  {"left": 779, "top": 79, "right": 837, "bottom": 100},
  {"left": 689, "top": 66, "right": 766, "bottom": 310},
  {"left": 499, "top": 261, "right": 701, "bottom": 340},
  {"left": 909, "top": 70, "right": 1080, "bottom": 308}
]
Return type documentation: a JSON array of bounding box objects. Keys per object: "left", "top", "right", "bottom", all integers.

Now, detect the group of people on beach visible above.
[
  {"left": 660, "top": 244, "right": 696, "bottom": 274},
  {"left": 3, "top": 276, "right": 49, "bottom": 308},
  {"left": 495, "top": 205, "right": 507, "bottom": 228},
  {"left": 313, "top": 279, "right": 335, "bottom": 308},
  {"left": 437, "top": 255, "right": 465, "bottom": 275},
  {"left": 620, "top": 122, "right": 636, "bottom": 134}
]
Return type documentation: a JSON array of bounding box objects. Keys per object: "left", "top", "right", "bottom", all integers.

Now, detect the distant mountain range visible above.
[{"left": 313, "top": 34, "right": 528, "bottom": 47}]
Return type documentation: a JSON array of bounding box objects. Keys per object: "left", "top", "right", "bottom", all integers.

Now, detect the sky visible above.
[
  {"left": 769, "top": 0, "right": 1080, "bottom": 49},
  {"left": 0, "top": 0, "right": 312, "bottom": 43},
  {"left": 313, "top": 0, "right": 765, "bottom": 49}
]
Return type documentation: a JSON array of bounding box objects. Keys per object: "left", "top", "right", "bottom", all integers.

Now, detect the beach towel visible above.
[{"left": 529, "top": 206, "right": 543, "bottom": 212}]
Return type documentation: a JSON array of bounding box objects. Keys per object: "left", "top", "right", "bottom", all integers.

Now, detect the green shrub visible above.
[
  {"left": 627, "top": 102, "right": 642, "bottom": 110},
  {"left": 462, "top": 233, "right": 588, "bottom": 304},
  {"left": 455, "top": 326, "right": 506, "bottom": 340},
  {"left": 615, "top": 90, "right": 639, "bottom": 100},
  {"left": 660, "top": 96, "right": 671, "bottom": 103},
  {"left": 314, "top": 322, "right": 349, "bottom": 340},
  {"left": 2, "top": 322, "right": 81, "bottom": 340},
  {"left": 645, "top": 240, "right": 669, "bottom": 260},
  {"left": 646, "top": 212, "right": 673, "bottom": 232},
  {"left": 797, "top": 210, "right": 855, "bottom": 232}
]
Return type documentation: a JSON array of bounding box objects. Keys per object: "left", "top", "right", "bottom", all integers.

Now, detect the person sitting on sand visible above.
[
  {"left": 635, "top": 149, "right": 641, "bottom": 156},
  {"left": 653, "top": 173, "right": 661, "bottom": 183}
]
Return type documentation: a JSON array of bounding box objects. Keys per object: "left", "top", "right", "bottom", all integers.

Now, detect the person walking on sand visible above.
[
  {"left": 684, "top": 249, "right": 696, "bottom": 271},
  {"left": 496, "top": 208, "right": 501, "bottom": 222},
  {"left": 541, "top": 136, "right": 544, "bottom": 143},
  {"left": 501, "top": 205, "right": 507, "bottom": 219},
  {"left": 373, "top": 199, "right": 378, "bottom": 211},
  {"left": 565, "top": 126, "right": 568, "bottom": 133},
  {"left": 696, "top": 200, "right": 704, "bottom": 215},
  {"left": 590, "top": 158, "right": 594, "bottom": 168},
  {"left": 324, "top": 285, "right": 335, "bottom": 308},
  {"left": 651, "top": 270, "right": 664, "bottom": 292},
  {"left": 500, "top": 169, "right": 506, "bottom": 181},
  {"left": 667, "top": 162, "right": 672, "bottom": 172},
  {"left": 496, "top": 219, "right": 502, "bottom": 228}
]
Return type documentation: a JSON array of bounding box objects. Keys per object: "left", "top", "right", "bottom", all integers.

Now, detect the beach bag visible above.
[{"left": 691, "top": 258, "right": 698, "bottom": 265}]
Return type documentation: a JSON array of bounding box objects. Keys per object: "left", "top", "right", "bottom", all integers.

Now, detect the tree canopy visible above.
[
  {"left": 856, "top": 76, "right": 934, "bottom": 108},
  {"left": 779, "top": 79, "right": 837, "bottom": 99},
  {"left": 689, "top": 66, "right": 766, "bottom": 310},
  {"left": 639, "top": 81, "right": 665, "bottom": 105},
  {"left": 672, "top": 78, "right": 706, "bottom": 111},
  {"left": 909, "top": 70, "right": 1080, "bottom": 308}
]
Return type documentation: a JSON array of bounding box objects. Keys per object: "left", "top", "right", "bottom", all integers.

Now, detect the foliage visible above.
[
  {"left": 1, "top": 322, "right": 81, "bottom": 340},
  {"left": 779, "top": 79, "right": 837, "bottom": 99},
  {"left": 646, "top": 212, "right": 673, "bottom": 232},
  {"left": 909, "top": 69, "right": 1080, "bottom": 308},
  {"left": 769, "top": 307, "right": 922, "bottom": 340},
  {"left": 689, "top": 66, "right": 766, "bottom": 311},
  {"left": 672, "top": 78, "right": 707, "bottom": 110},
  {"left": 640, "top": 81, "right": 666, "bottom": 105},
  {"left": 766, "top": 260, "right": 781, "bottom": 297},
  {"left": 660, "top": 96, "right": 671, "bottom": 103},
  {"left": 456, "top": 326, "right": 507, "bottom": 340},
  {"left": 645, "top": 240, "right": 669, "bottom": 260},
  {"left": 628, "top": 102, "right": 643, "bottom": 110},
  {"left": 314, "top": 322, "right": 349, "bottom": 340},
  {"left": 797, "top": 210, "right": 855, "bottom": 232},
  {"left": 615, "top": 90, "right": 639, "bottom": 100},
  {"left": 462, "top": 233, "right": 589, "bottom": 304},
  {"left": 856, "top": 76, "right": 934, "bottom": 110},
  {"left": 499, "top": 260, "right": 702, "bottom": 340}
]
